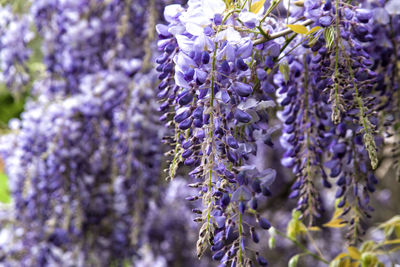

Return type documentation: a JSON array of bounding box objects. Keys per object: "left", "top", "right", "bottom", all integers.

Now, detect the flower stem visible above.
[
  {"left": 254, "top": 19, "right": 314, "bottom": 45},
  {"left": 274, "top": 229, "right": 329, "bottom": 264}
]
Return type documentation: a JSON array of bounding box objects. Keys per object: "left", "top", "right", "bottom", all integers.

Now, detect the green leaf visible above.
[
  {"left": 287, "top": 24, "right": 308, "bottom": 34},
  {"left": 384, "top": 225, "right": 395, "bottom": 238},
  {"left": 250, "top": 0, "right": 266, "bottom": 14},
  {"left": 360, "top": 252, "right": 379, "bottom": 267},
  {"left": 289, "top": 254, "right": 300, "bottom": 267},
  {"left": 347, "top": 246, "right": 361, "bottom": 260},
  {"left": 394, "top": 122, "right": 400, "bottom": 131},
  {"left": 382, "top": 239, "right": 400, "bottom": 245},
  {"left": 0, "top": 173, "right": 10, "bottom": 204},
  {"left": 224, "top": 0, "right": 233, "bottom": 6},
  {"left": 341, "top": 258, "right": 351, "bottom": 267},
  {"left": 307, "top": 26, "right": 322, "bottom": 35},
  {"left": 268, "top": 235, "right": 276, "bottom": 249},
  {"left": 308, "top": 226, "right": 321, "bottom": 231},
  {"left": 323, "top": 218, "right": 346, "bottom": 228},
  {"left": 378, "top": 216, "right": 400, "bottom": 229},
  {"left": 287, "top": 210, "right": 306, "bottom": 240},
  {"left": 292, "top": 209, "right": 301, "bottom": 220},
  {"left": 395, "top": 225, "right": 400, "bottom": 238},
  {"left": 329, "top": 258, "right": 341, "bottom": 267},
  {"left": 332, "top": 253, "right": 349, "bottom": 262},
  {"left": 360, "top": 241, "right": 375, "bottom": 253},
  {"left": 323, "top": 202, "right": 348, "bottom": 228}
]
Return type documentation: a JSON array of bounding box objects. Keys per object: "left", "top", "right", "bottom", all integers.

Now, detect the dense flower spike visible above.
[
  {"left": 157, "top": 0, "right": 280, "bottom": 265},
  {"left": 275, "top": 52, "right": 329, "bottom": 222},
  {"left": 0, "top": 6, "right": 33, "bottom": 93},
  {"left": 0, "top": 0, "right": 172, "bottom": 265},
  {"left": 0, "top": 69, "right": 164, "bottom": 265},
  {"left": 273, "top": 0, "right": 388, "bottom": 242}
]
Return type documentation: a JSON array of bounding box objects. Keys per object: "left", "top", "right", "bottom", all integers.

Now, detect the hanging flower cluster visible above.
[
  {"left": 157, "top": 0, "right": 400, "bottom": 265},
  {"left": 0, "top": 0, "right": 168, "bottom": 265},
  {"left": 0, "top": 5, "right": 33, "bottom": 93}
]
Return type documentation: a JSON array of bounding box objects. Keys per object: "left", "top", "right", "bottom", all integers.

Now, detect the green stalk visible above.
[{"left": 274, "top": 229, "right": 329, "bottom": 264}]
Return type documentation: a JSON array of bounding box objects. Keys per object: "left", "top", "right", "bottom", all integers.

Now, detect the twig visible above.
[
  {"left": 274, "top": 229, "right": 329, "bottom": 264},
  {"left": 253, "top": 19, "right": 314, "bottom": 45}
]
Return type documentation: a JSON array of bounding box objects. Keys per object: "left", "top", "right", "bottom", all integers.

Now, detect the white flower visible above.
[
  {"left": 164, "top": 4, "right": 184, "bottom": 22},
  {"left": 373, "top": 8, "right": 389, "bottom": 24},
  {"left": 239, "top": 11, "right": 259, "bottom": 28},
  {"left": 180, "top": 2, "right": 212, "bottom": 36},
  {"left": 215, "top": 27, "right": 241, "bottom": 43},
  {"left": 385, "top": 0, "right": 400, "bottom": 15},
  {"left": 202, "top": 0, "right": 226, "bottom": 18},
  {"left": 175, "top": 35, "right": 194, "bottom": 54}
]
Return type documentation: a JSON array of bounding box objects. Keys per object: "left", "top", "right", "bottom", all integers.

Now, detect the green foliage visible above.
[
  {"left": 0, "top": 0, "right": 30, "bottom": 13},
  {"left": 268, "top": 227, "right": 277, "bottom": 249},
  {"left": 0, "top": 9, "right": 44, "bottom": 128},
  {"left": 323, "top": 200, "right": 347, "bottom": 229},
  {"left": 287, "top": 24, "right": 309, "bottom": 35},
  {"left": 287, "top": 210, "right": 307, "bottom": 240},
  {"left": 0, "top": 86, "right": 25, "bottom": 127},
  {"left": 250, "top": 0, "right": 266, "bottom": 14},
  {"left": 378, "top": 215, "right": 400, "bottom": 239},
  {"left": 0, "top": 0, "right": 43, "bottom": 205},
  {"left": 0, "top": 172, "right": 10, "bottom": 204},
  {"left": 328, "top": 216, "right": 400, "bottom": 267},
  {"left": 288, "top": 254, "right": 300, "bottom": 267}
]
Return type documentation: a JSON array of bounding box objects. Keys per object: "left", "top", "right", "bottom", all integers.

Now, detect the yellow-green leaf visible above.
[
  {"left": 378, "top": 216, "right": 400, "bottom": 229},
  {"left": 333, "top": 200, "right": 348, "bottom": 218},
  {"left": 268, "top": 235, "right": 276, "bottom": 249},
  {"left": 395, "top": 225, "right": 400, "bottom": 238},
  {"left": 287, "top": 220, "right": 297, "bottom": 240},
  {"left": 308, "top": 226, "right": 321, "bottom": 231},
  {"left": 360, "top": 252, "right": 378, "bottom": 267},
  {"left": 250, "top": 0, "right": 266, "bottom": 14},
  {"left": 382, "top": 239, "right": 400, "bottom": 245},
  {"left": 308, "top": 35, "right": 318, "bottom": 47},
  {"left": 287, "top": 24, "right": 308, "bottom": 35},
  {"left": 334, "top": 253, "right": 349, "bottom": 261},
  {"left": 329, "top": 258, "right": 341, "bottom": 267},
  {"left": 292, "top": 210, "right": 302, "bottom": 220},
  {"left": 307, "top": 26, "right": 322, "bottom": 35},
  {"left": 347, "top": 247, "right": 361, "bottom": 260},
  {"left": 384, "top": 225, "right": 395, "bottom": 238},
  {"left": 323, "top": 218, "right": 346, "bottom": 228},
  {"left": 340, "top": 257, "right": 351, "bottom": 267},
  {"left": 388, "top": 246, "right": 400, "bottom": 254},
  {"left": 289, "top": 254, "right": 300, "bottom": 267},
  {"left": 224, "top": 0, "right": 234, "bottom": 7},
  {"left": 360, "top": 241, "right": 375, "bottom": 253},
  {"left": 0, "top": 173, "right": 10, "bottom": 204}
]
